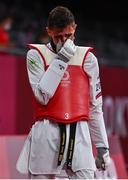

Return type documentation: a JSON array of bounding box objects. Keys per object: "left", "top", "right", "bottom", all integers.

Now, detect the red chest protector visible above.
[{"left": 28, "top": 44, "right": 92, "bottom": 124}]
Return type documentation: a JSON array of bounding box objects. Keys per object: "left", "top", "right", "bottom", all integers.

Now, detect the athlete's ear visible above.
[
  {"left": 74, "top": 23, "right": 77, "bottom": 30},
  {"left": 46, "top": 27, "right": 52, "bottom": 36},
  {"left": 71, "top": 24, "right": 77, "bottom": 41},
  {"left": 72, "top": 23, "right": 77, "bottom": 31}
]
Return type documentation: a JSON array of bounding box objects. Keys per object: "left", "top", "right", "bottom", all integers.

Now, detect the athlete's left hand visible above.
[{"left": 95, "top": 147, "right": 111, "bottom": 171}]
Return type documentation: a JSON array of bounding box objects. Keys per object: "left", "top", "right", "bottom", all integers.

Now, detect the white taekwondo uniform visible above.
[{"left": 16, "top": 43, "right": 109, "bottom": 177}]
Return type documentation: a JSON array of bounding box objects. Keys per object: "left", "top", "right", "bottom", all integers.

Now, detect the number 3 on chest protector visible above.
[{"left": 65, "top": 113, "right": 69, "bottom": 119}]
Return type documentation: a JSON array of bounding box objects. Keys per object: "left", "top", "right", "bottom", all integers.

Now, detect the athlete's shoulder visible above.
[
  {"left": 27, "top": 48, "right": 40, "bottom": 59},
  {"left": 84, "top": 49, "right": 98, "bottom": 68},
  {"left": 27, "top": 43, "right": 45, "bottom": 49}
]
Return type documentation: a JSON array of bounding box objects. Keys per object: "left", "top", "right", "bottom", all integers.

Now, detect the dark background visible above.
[{"left": 1, "top": 0, "right": 128, "bottom": 66}]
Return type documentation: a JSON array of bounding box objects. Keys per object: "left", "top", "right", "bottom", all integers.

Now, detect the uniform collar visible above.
[{"left": 47, "top": 40, "right": 57, "bottom": 53}]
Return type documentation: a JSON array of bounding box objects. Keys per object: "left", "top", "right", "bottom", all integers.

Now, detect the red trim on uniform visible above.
[
  {"left": 96, "top": 91, "right": 102, "bottom": 99},
  {"left": 81, "top": 47, "right": 93, "bottom": 81},
  {"left": 82, "top": 47, "right": 93, "bottom": 67},
  {"left": 27, "top": 44, "right": 47, "bottom": 70}
]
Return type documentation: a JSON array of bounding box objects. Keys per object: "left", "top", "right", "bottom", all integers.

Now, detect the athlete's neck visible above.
[{"left": 50, "top": 40, "right": 57, "bottom": 53}]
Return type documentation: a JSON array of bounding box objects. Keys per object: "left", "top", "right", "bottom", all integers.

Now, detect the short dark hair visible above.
[{"left": 47, "top": 6, "right": 75, "bottom": 29}]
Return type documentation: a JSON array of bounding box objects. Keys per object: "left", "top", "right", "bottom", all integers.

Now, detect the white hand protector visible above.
[
  {"left": 39, "top": 59, "right": 68, "bottom": 98},
  {"left": 95, "top": 147, "right": 111, "bottom": 171},
  {"left": 57, "top": 39, "right": 77, "bottom": 62}
]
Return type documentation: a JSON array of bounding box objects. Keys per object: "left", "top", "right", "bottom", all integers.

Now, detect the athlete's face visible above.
[{"left": 46, "top": 24, "right": 77, "bottom": 45}]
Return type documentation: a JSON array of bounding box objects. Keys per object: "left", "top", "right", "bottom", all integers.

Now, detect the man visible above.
[
  {"left": 16, "top": 6, "right": 110, "bottom": 179},
  {"left": 0, "top": 15, "right": 13, "bottom": 47}
]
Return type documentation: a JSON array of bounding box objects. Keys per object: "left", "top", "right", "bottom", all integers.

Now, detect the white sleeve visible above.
[
  {"left": 38, "top": 59, "right": 68, "bottom": 97},
  {"left": 84, "top": 52, "right": 109, "bottom": 148},
  {"left": 27, "top": 49, "right": 68, "bottom": 105},
  {"left": 27, "top": 49, "right": 50, "bottom": 105}
]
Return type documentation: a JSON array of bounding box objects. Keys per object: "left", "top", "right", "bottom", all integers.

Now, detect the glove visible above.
[
  {"left": 57, "top": 39, "right": 77, "bottom": 63},
  {"left": 95, "top": 147, "right": 111, "bottom": 171}
]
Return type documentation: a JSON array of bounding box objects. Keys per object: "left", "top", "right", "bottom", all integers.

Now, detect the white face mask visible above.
[{"left": 4, "top": 23, "right": 11, "bottom": 31}]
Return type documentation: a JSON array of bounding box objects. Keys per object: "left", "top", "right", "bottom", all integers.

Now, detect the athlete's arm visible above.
[{"left": 83, "top": 52, "right": 109, "bottom": 148}]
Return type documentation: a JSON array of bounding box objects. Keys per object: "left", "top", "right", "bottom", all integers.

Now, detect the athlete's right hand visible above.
[{"left": 57, "top": 39, "right": 77, "bottom": 63}]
